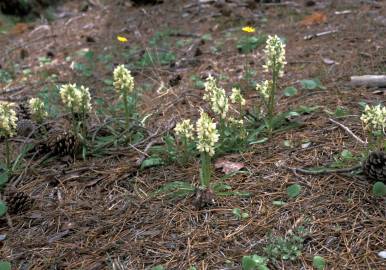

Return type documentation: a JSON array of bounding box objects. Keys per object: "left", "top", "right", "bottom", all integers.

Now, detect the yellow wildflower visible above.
[
  {"left": 117, "top": 35, "right": 128, "bottom": 43},
  {"left": 242, "top": 26, "right": 256, "bottom": 33}
]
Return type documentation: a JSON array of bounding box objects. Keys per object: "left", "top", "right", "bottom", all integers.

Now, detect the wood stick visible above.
[
  {"left": 350, "top": 75, "right": 386, "bottom": 88},
  {"left": 328, "top": 118, "right": 367, "bottom": 145},
  {"left": 304, "top": 30, "right": 338, "bottom": 40},
  {"left": 286, "top": 164, "right": 362, "bottom": 175}
]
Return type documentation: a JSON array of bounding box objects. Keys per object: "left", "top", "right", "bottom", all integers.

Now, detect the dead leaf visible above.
[
  {"left": 300, "top": 12, "right": 327, "bottom": 27},
  {"left": 215, "top": 159, "right": 245, "bottom": 174},
  {"left": 10, "top": 23, "right": 30, "bottom": 35},
  {"left": 322, "top": 57, "right": 335, "bottom": 65}
]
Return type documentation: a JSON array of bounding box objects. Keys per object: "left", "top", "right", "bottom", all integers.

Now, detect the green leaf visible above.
[
  {"left": 249, "top": 138, "right": 268, "bottom": 145},
  {"left": 300, "top": 79, "right": 325, "bottom": 90},
  {"left": 212, "top": 182, "right": 232, "bottom": 192},
  {"left": 358, "top": 101, "right": 367, "bottom": 109},
  {"left": 241, "top": 212, "right": 250, "bottom": 219},
  {"left": 242, "top": 255, "right": 269, "bottom": 270},
  {"left": 140, "top": 157, "right": 164, "bottom": 170},
  {"left": 190, "top": 75, "right": 205, "bottom": 89},
  {"left": 372, "top": 182, "right": 386, "bottom": 197},
  {"left": 103, "top": 79, "right": 113, "bottom": 86},
  {"left": 283, "top": 86, "right": 298, "bottom": 97},
  {"left": 83, "top": 50, "right": 94, "bottom": 62},
  {"left": 237, "top": 35, "right": 267, "bottom": 54},
  {"left": 0, "top": 172, "right": 9, "bottom": 187},
  {"left": 153, "top": 181, "right": 195, "bottom": 198},
  {"left": 312, "top": 256, "right": 326, "bottom": 270},
  {"left": 295, "top": 105, "right": 320, "bottom": 114},
  {"left": 201, "top": 33, "right": 212, "bottom": 41},
  {"left": 151, "top": 266, "right": 164, "bottom": 270},
  {"left": 232, "top": 208, "right": 242, "bottom": 219},
  {"left": 334, "top": 106, "right": 348, "bottom": 117},
  {"left": 300, "top": 79, "right": 317, "bottom": 89},
  {"left": 272, "top": 200, "right": 287, "bottom": 206},
  {"left": 340, "top": 150, "right": 353, "bottom": 160},
  {"left": 0, "top": 201, "right": 7, "bottom": 217},
  {"left": 0, "top": 261, "right": 11, "bottom": 270},
  {"left": 285, "top": 111, "right": 300, "bottom": 118},
  {"left": 287, "top": 184, "right": 302, "bottom": 198}
]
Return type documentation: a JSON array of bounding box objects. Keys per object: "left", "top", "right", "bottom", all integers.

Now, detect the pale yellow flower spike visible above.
[
  {"left": 203, "top": 75, "right": 229, "bottom": 119},
  {"left": 60, "top": 83, "right": 92, "bottom": 114},
  {"left": 0, "top": 102, "right": 17, "bottom": 138},
  {"left": 263, "top": 35, "right": 287, "bottom": 77},
  {"left": 29, "top": 97, "right": 47, "bottom": 122},
  {"left": 230, "top": 88, "right": 246, "bottom": 106},
  {"left": 113, "top": 65, "right": 135, "bottom": 97},
  {"left": 196, "top": 110, "right": 219, "bottom": 157},
  {"left": 360, "top": 104, "right": 386, "bottom": 133},
  {"left": 175, "top": 119, "right": 195, "bottom": 140},
  {"left": 256, "top": 80, "right": 272, "bottom": 100}
]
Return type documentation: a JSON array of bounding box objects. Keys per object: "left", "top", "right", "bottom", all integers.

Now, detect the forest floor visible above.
[{"left": 0, "top": 0, "right": 385, "bottom": 269}]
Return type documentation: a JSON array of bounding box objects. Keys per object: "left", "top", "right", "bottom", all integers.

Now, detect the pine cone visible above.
[
  {"left": 16, "top": 102, "right": 31, "bottom": 120},
  {"left": 363, "top": 151, "right": 386, "bottom": 183},
  {"left": 47, "top": 131, "right": 80, "bottom": 156},
  {"left": 17, "top": 119, "right": 36, "bottom": 137},
  {"left": 193, "top": 187, "right": 215, "bottom": 209},
  {"left": 6, "top": 191, "right": 32, "bottom": 214}
]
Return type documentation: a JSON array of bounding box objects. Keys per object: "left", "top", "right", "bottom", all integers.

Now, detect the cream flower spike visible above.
[
  {"left": 203, "top": 75, "right": 229, "bottom": 119},
  {"left": 29, "top": 97, "right": 47, "bottom": 122},
  {"left": 113, "top": 65, "right": 134, "bottom": 96},
  {"left": 263, "top": 35, "right": 287, "bottom": 77},
  {"left": 196, "top": 110, "right": 219, "bottom": 156},
  {"left": 230, "top": 87, "right": 246, "bottom": 106},
  {"left": 175, "top": 119, "right": 195, "bottom": 140},
  {"left": 0, "top": 102, "right": 17, "bottom": 137}
]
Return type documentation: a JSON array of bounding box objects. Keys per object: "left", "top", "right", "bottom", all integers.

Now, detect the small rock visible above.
[
  {"left": 378, "top": 251, "right": 386, "bottom": 259},
  {"left": 374, "top": 16, "right": 386, "bottom": 27}
]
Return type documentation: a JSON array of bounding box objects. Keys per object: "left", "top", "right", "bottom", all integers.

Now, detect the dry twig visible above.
[{"left": 328, "top": 118, "right": 367, "bottom": 145}]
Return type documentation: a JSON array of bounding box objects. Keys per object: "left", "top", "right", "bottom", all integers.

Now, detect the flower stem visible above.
[
  {"left": 181, "top": 137, "right": 188, "bottom": 165},
  {"left": 5, "top": 138, "right": 11, "bottom": 173},
  {"left": 200, "top": 152, "right": 211, "bottom": 188},
  {"left": 267, "top": 58, "right": 278, "bottom": 135},
  {"left": 220, "top": 117, "right": 225, "bottom": 140},
  {"left": 123, "top": 90, "right": 130, "bottom": 129}
]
